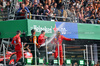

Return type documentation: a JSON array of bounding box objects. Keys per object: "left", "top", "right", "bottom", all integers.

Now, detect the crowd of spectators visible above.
[
  {"left": 0, "top": 0, "right": 100, "bottom": 24},
  {"left": 67, "top": 0, "right": 100, "bottom": 24}
]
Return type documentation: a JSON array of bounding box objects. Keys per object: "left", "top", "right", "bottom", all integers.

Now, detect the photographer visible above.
[{"left": 17, "top": 3, "right": 30, "bottom": 19}]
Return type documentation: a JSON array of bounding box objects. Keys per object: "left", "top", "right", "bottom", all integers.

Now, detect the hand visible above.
[
  {"left": 25, "top": 9, "right": 27, "bottom": 12},
  {"left": 24, "top": 43, "right": 27, "bottom": 46},
  {"left": 37, "top": 45, "right": 40, "bottom": 48},
  {"left": 20, "top": 9, "right": 23, "bottom": 12},
  {"left": 71, "top": 39, "right": 75, "bottom": 41},
  {"left": 29, "top": 49, "right": 31, "bottom": 52},
  {"left": 46, "top": 13, "right": 48, "bottom": 15}
]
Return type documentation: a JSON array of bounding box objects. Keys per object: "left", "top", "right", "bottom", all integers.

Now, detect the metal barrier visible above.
[
  {"left": 0, "top": 44, "right": 6, "bottom": 66},
  {"left": 0, "top": 7, "right": 9, "bottom": 21},
  {"left": 22, "top": 41, "right": 99, "bottom": 66},
  {"left": 0, "top": 8, "right": 99, "bottom": 24},
  {"left": 0, "top": 40, "right": 99, "bottom": 66},
  {"left": 14, "top": 13, "right": 99, "bottom": 24},
  {"left": 3, "top": 44, "right": 6, "bottom": 66}
]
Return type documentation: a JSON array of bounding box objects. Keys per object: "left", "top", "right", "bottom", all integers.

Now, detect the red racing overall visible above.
[
  {"left": 52, "top": 35, "right": 71, "bottom": 65},
  {"left": 38, "top": 34, "right": 46, "bottom": 58},
  {"left": 38, "top": 34, "right": 45, "bottom": 45},
  {"left": 11, "top": 35, "right": 22, "bottom": 62}
]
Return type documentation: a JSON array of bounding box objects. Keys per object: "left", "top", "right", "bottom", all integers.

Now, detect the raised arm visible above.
[{"left": 62, "top": 35, "right": 72, "bottom": 41}]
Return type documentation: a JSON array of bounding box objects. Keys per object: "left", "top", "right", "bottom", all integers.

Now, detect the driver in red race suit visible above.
[
  {"left": 51, "top": 31, "right": 75, "bottom": 65},
  {"left": 11, "top": 30, "right": 22, "bottom": 64},
  {"left": 38, "top": 30, "right": 47, "bottom": 61}
]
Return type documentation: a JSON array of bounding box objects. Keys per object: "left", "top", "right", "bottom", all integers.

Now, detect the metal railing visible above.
[
  {"left": 14, "top": 12, "right": 99, "bottom": 24},
  {"left": 0, "top": 8, "right": 99, "bottom": 24},
  {"left": 22, "top": 42, "right": 100, "bottom": 66},
  {"left": 0, "top": 40, "right": 100, "bottom": 66},
  {"left": 0, "top": 8, "right": 8, "bottom": 21},
  {"left": 0, "top": 44, "right": 6, "bottom": 66}
]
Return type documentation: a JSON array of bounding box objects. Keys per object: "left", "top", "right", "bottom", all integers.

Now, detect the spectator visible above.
[
  {"left": 66, "top": 6, "right": 75, "bottom": 22},
  {"left": 49, "top": 5, "right": 54, "bottom": 16},
  {"left": 0, "top": 0, "right": 3, "bottom": 7},
  {"left": 35, "top": 8, "right": 40, "bottom": 20},
  {"left": 17, "top": 3, "right": 30, "bottom": 13},
  {"left": 40, "top": 0, "right": 45, "bottom": 6},
  {"left": 51, "top": 0, "right": 55, "bottom": 5},
  {"left": 17, "top": 3, "right": 30, "bottom": 19},
  {"left": 42, "top": 5, "right": 50, "bottom": 20},
  {"left": 58, "top": 4, "right": 67, "bottom": 21},
  {"left": 53, "top": 3, "right": 58, "bottom": 16},
  {"left": 25, "top": 0, "right": 32, "bottom": 10},
  {"left": 57, "top": 0, "right": 62, "bottom": 9},
  {"left": 75, "top": 8, "right": 80, "bottom": 22},
  {"left": 83, "top": 0, "right": 88, "bottom": 7},
  {"left": 79, "top": 7, "right": 85, "bottom": 23},
  {"left": 30, "top": 0, "right": 40, "bottom": 4},
  {"left": 73, "top": 1, "right": 81, "bottom": 9},
  {"left": 90, "top": 9, "right": 96, "bottom": 19},
  {"left": 96, "top": 9, "right": 100, "bottom": 18},
  {"left": 39, "top": 3, "right": 44, "bottom": 15},
  {"left": 31, "top": 0, "right": 38, "bottom": 14},
  {"left": 97, "top": 11, "right": 100, "bottom": 24},
  {"left": 0, "top": 0, "right": 99, "bottom": 24},
  {"left": 47, "top": 0, "right": 51, "bottom": 6},
  {"left": 89, "top": 4, "right": 94, "bottom": 13},
  {"left": 84, "top": 7, "right": 91, "bottom": 23},
  {"left": 43, "top": 5, "right": 49, "bottom": 15},
  {"left": 5, "top": 1, "right": 11, "bottom": 11}
]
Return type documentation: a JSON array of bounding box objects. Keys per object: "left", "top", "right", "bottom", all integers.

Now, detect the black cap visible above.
[
  {"left": 41, "top": 30, "right": 45, "bottom": 34},
  {"left": 31, "top": 29, "right": 35, "bottom": 34},
  {"left": 16, "top": 30, "right": 21, "bottom": 34}
]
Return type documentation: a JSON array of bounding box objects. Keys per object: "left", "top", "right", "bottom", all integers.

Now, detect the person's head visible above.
[
  {"left": 57, "top": 31, "right": 61, "bottom": 36},
  {"left": 44, "top": 5, "right": 48, "bottom": 10},
  {"left": 81, "top": 6, "right": 84, "bottom": 10},
  {"left": 97, "top": 2, "right": 100, "bottom": 8},
  {"left": 21, "top": 3, "right": 25, "bottom": 9},
  {"left": 6, "top": 1, "right": 10, "bottom": 6},
  {"left": 39, "top": 3, "right": 43, "bottom": 6},
  {"left": 49, "top": 6, "right": 53, "bottom": 13},
  {"left": 98, "top": 11, "right": 100, "bottom": 17},
  {"left": 48, "top": 0, "right": 51, "bottom": 4},
  {"left": 49, "top": 5, "right": 53, "bottom": 10},
  {"left": 31, "top": 29, "right": 36, "bottom": 35},
  {"left": 34, "top": 0, "right": 37, "bottom": 5},
  {"left": 41, "top": 30, "right": 45, "bottom": 35},
  {"left": 76, "top": 8, "right": 79, "bottom": 13},
  {"left": 51, "top": 0, "right": 55, "bottom": 3},
  {"left": 86, "top": 7, "right": 89, "bottom": 11},
  {"left": 92, "top": 9, "right": 95, "bottom": 14},
  {"left": 25, "top": 0, "right": 29, "bottom": 4},
  {"left": 90, "top": 5, "right": 93, "bottom": 11},
  {"left": 71, "top": 6, "right": 74, "bottom": 11},
  {"left": 98, "top": 8, "right": 100, "bottom": 13},
  {"left": 40, "top": 5, "right": 44, "bottom": 9},
  {"left": 54, "top": 3, "right": 57, "bottom": 8},
  {"left": 61, "top": 5, "right": 64, "bottom": 9},
  {"left": 16, "top": 30, "right": 21, "bottom": 36}
]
